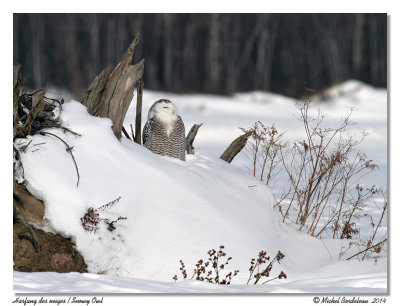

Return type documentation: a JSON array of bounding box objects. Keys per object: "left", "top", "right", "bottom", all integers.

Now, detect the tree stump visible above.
[
  {"left": 185, "top": 123, "right": 203, "bottom": 154},
  {"left": 81, "top": 33, "right": 145, "bottom": 139}
]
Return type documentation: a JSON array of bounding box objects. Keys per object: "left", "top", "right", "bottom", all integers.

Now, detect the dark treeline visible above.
[{"left": 13, "top": 13, "right": 386, "bottom": 98}]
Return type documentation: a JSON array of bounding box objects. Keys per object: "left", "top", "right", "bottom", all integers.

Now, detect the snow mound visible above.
[{"left": 18, "top": 101, "right": 369, "bottom": 284}]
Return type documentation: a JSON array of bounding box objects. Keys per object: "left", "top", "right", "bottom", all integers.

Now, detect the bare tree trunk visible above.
[
  {"left": 31, "top": 15, "right": 44, "bottom": 89},
  {"left": 352, "top": 13, "right": 364, "bottom": 78},
  {"left": 369, "top": 16, "right": 379, "bottom": 85},
  {"left": 163, "top": 14, "right": 173, "bottom": 90},
  {"left": 222, "top": 15, "right": 240, "bottom": 94},
  {"left": 65, "top": 14, "right": 84, "bottom": 94},
  {"left": 182, "top": 14, "right": 196, "bottom": 90},
  {"left": 81, "top": 34, "right": 145, "bottom": 139},
  {"left": 208, "top": 13, "right": 220, "bottom": 92},
  {"left": 254, "top": 14, "right": 280, "bottom": 90},
  {"left": 106, "top": 16, "right": 117, "bottom": 65},
  {"left": 88, "top": 14, "right": 100, "bottom": 80}
]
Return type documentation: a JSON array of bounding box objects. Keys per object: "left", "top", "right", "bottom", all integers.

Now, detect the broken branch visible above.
[{"left": 220, "top": 131, "right": 253, "bottom": 163}]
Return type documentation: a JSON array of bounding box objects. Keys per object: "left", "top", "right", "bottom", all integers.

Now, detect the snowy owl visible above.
[{"left": 142, "top": 99, "right": 186, "bottom": 161}]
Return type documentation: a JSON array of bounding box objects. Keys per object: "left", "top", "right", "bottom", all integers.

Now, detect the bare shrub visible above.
[
  {"left": 241, "top": 122, "right": 284, "bottom": 186},
  {"left": 80, "top": 196, "right": 127, "bottom": 233},
  {"left": 173, "top": 245, "right": 239, "bottom": 285},
  {"left": 345, "top": 189, "right": 387, "bottom": 260},
  {"left": 80, "top": 207, "right": 100, "bottom": 233},
  {"left": 173, "top": 246, "right": 286, "bottom": 285},
  {"left": 279, "top": 100, "right": 378, "bottom": 238},
  {"left": 247, "top": 250, "right": 286, "bottom": 284},
  {"left": 363, "top": 189, "right": 388, "bottom": 257},
  {"left": 243, "top": 98, "right": 381, "bottom": 239}
]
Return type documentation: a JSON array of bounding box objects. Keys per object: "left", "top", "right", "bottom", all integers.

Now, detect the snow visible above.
[
  {"left": 13, "top": 80, "right": 387, "bottom": 294},
  {"left": 14, "top": 261, "right": 386, "bottom": 293},
  {"left": 128, "top": 80, "right": 387, "bottom": 193}
]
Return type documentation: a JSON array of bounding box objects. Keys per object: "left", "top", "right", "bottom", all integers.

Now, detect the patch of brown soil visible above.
[{"left": 13, "top": 221, "right": 87, "bottom": 273}]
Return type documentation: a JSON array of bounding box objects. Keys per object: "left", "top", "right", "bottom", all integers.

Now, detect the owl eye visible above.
[{"left": 163, "top": 106, "right": 169, "bottom": 109}]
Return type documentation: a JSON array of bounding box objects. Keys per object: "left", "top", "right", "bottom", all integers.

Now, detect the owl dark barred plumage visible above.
[{"left": 142, "top": 99, "right": 186, "bottom": 161}]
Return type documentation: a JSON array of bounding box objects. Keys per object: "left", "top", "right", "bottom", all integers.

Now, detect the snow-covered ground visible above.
[{"left": 13, "top": 80, "right": 387, "bottom": 294}]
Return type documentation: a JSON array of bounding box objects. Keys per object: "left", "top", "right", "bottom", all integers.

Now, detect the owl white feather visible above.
[{"left": 142, "top": 99, "right": 186, "bottom": 161}]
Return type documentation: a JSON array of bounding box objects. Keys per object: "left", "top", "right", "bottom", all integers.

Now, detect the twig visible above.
[
  {"left": 40, "top": 131, "right": 80, "bottom": 187},
  {"left": 370, "top": 201, "right": 387, "bottom": 245},
  {"left": 362, "top": 201, "right": 387, "bottom": 260},
  {"left": 60, "top": 126, "right": 81, "bottom": 136},
  {"left": 346, "top": 238, "right": 387, "bottom": 260},
  {"left": 319, "top": 238, "right": 333, "bottom": 260},
  {"left": 20, "top": 140, "right": 32, "bottom": 152},
  {"left": 262, "top": 275, "right": 281, "bottom": 284}
]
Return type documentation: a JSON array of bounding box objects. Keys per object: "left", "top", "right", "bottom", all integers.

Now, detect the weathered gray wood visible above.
[
  {"left": 134, "top": 78, "right": 144, "bottom": 144},
  {"left": 220, "top": 131, "right": 253, "bottom": 163},
  {"left": 81, "top": 33, "right": 145, "bottom": 139},
  {"left": 185, "top": 123, "right": 203, "bottom": 154},
  {"left": 81, "top": 66, "right": 112, "bottom": 116}
]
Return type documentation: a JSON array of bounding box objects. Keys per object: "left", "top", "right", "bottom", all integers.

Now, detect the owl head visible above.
[{"left": 148, "top": 99, "right": 178, "bottom": 122}]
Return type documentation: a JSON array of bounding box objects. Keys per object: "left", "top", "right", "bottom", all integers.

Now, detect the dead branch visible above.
[
  {"left": 40, "top": 132, "right": 80, "bottom": 187},
  {"left": 185, "top": 123, "right": 203, "bottom": 154},
  {"left": 220, "top": 131, "right": 253, "bottom": 163}
]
